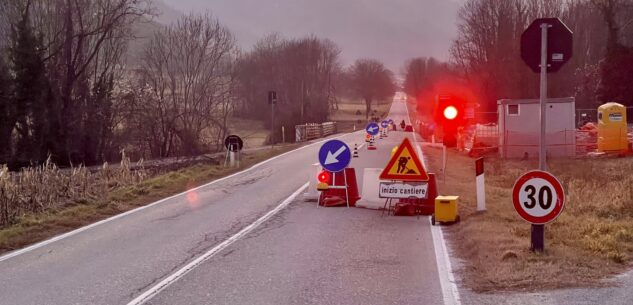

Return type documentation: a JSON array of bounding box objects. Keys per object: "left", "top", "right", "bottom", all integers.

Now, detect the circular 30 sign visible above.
[{"left": 512, "top": 170, "right": 565, "bottom": 225}]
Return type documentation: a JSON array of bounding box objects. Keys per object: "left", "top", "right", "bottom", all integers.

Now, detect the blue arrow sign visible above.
[
  {"left": 365, "top": 123, "right": 380, "bottom": 136},
  {"left": 381, "top": 120, "right": 389, "bottom": 128},
  {"left": 388, "top": 119, "right": 394, "bottom": 124},
  {"left": 318, "top": 140, "right": 351, "bottom": 172}
]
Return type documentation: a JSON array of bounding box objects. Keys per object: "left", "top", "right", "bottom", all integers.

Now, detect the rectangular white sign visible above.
[{"left": 379, "top": 182, "right": 428, "bottom": 199}]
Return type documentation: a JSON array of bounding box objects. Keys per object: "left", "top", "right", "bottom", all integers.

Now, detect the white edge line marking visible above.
[
  {"left": 0, "top": 132, "right": 361, "bottom": 263},
  {"left": 127, "top": 182, "right": 309, "bottom": 305},
  {"left": 405, "top": 100, "right": 461, "bottom": 305}
]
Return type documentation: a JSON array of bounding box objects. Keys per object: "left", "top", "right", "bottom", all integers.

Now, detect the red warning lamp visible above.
[
  {"left": 443, "top": 106, "right": 458, "bottom": 120},
  {"left": 317, "top": 171, "right": 331, "bottom": 183}
]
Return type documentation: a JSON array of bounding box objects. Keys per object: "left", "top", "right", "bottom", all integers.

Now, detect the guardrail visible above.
[{"left": 295, "top": 122, "right": 337, "bottom": 142}]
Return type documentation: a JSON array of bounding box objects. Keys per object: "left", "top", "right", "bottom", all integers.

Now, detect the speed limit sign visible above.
[{"left": 512, "top": 170, "right": 565, "bottom": 224}]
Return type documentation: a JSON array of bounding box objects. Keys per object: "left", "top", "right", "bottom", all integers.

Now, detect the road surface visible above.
[{"left": 0, "top": 98, "right": 447, "bottom": 305}]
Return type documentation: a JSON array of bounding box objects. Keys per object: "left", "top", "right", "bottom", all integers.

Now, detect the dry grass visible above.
[
  {"left": 424, "top": 147, "right": 633, "bottom": 292},
  {"left": 330, "top": 100, "right": 392, "bottom": 132},
  {"left": 0, "top": 153, "right": 146, "bottom": 227},
  {"left": 0, "top": 146, "right": 298, "bottom": 254}
]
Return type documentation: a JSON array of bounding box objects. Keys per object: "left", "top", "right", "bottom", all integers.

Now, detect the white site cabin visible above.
[{"left": 497, "top": 97, "right": 576, "bottom": 159}]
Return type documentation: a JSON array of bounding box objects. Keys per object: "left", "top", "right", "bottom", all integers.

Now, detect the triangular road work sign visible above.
[{"left": 379, "top": 137, "right": 429, "bottom": 181}]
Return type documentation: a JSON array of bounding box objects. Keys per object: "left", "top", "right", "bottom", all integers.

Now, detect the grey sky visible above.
[{"left": 157, "top": 0, "right": 463, "bottom": 72}]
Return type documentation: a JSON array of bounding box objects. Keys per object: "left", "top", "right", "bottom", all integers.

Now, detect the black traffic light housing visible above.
[{"left": 433, "top": 95, "right": 467, "bottom": 147}]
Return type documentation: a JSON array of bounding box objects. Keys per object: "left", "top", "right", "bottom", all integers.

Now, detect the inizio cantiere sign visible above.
[{"left": 379, "top": 182, "right": 428, "bottom": 199}]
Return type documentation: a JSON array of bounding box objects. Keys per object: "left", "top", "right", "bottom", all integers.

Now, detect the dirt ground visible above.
[{"left": 423, "top": 145, "right": 633, "bottom": 293}]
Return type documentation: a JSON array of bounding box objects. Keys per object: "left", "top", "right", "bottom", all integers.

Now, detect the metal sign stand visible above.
[
  {"left": 381, "top": 179, "right": 397, "bottom": 216},
  {"left": 532, "top": 23, "right": 550, "bottom": 253}
]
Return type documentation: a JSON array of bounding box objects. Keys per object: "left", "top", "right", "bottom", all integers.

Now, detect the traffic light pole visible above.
[
  {"left": 271, "top": 102, "right": 275, "bottom": 149},
  {"left": 532, "top": 22, "right": 549, "bottom": 253}
]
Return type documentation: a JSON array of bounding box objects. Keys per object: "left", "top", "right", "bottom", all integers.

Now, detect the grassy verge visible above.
[
  {"left": 423, "top": 146, "right": 633, "bottom": 292},
  {"left": 0, "top": 145, "right": 299, "bottom": 255}
]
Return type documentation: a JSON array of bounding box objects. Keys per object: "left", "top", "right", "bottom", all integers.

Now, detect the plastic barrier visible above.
[
  {"left": 303, "top": 163, "right": 321, "bottom": 201},
  {"left": 355, "top": 168, "right": 383, "bottom": 209},
  {"left": 318, "top": 168, "right": 360, "bottom": 207}
]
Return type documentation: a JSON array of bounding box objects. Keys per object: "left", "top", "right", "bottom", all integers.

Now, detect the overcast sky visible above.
[{"left": 158, "top": 0, "right": 463, "bottom": 73}]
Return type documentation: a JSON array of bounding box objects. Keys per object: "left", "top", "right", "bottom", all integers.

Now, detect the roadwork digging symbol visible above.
[{"left": 380, "top": 138, "right": 429, "bottom": 181}]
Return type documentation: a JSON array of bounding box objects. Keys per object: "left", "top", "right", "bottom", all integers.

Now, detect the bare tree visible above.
[
  {"left": 346, "top": 59, "right": 395, "bottom": 120},
  {"left": 139, "top": 13, "right": 237, "bottom": 157}
]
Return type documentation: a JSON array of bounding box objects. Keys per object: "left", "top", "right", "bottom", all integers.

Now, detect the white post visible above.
[
  {"left": 282, "top": 126, "right": 285, "bottom": 143},
  {"left": 476, "top": 158, "right": 486, "bottom": 211},
  {"left": 476, "top": 174, "right": 486, "bottom": 211},
  {"left": 442, "top": 145, "right": 447, "bottom": 174},
  {"left": 229, "top": 150, "right": 236, "bottom": 167}
]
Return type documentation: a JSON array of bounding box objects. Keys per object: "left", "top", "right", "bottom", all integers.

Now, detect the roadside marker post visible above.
[
  {"left": 521, "top": 18, "right": 573, "bottom": 252},
  {"left": 224, "top": 135, "right": 243, "bottom": 167},
  {"left": 475, "top": 158, "right": 486, "bottom": 211}
]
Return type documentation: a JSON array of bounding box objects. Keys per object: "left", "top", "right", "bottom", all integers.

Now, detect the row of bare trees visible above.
[
  {"left": 1, "top": 1, "right": 395, "bottom": 167},
  {"left": 444, "top": 0, "right": 633, "bottom": 112},
  {"left": 233, "top": 35, "right": 342, "bottom": 142}
]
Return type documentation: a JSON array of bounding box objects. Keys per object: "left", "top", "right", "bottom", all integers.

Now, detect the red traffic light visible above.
[
  {"left": 317, "top": 171, "right": 331, "bottom": 183},
  {"left": 443, "top": 106, "right": 458, "bottom": 120}
]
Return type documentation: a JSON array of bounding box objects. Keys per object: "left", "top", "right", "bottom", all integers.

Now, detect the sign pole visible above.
[
  {"left": 539, "top": 23, "right": 548, "bottom": 172},
  {"left": 533, "top": 23, "right": 549, "bottom": 252}
]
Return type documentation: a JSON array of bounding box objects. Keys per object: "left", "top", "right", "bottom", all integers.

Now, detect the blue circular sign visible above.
[
  {"left": 381, "top": 121, "right": 389, "bottom": 128},
  {"left": 365, "top": 123, "right": 380, "bottom": 136},
  {"left": 388, "top": 119, "right": 394, "bottom": 124},
  {"left": 318, "top": 140, "right": 352, "bottom": 172}
]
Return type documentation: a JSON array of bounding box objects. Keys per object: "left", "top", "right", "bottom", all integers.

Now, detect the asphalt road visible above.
[{"left": 0, "top": 98, "right": 445, "bottom": 305}]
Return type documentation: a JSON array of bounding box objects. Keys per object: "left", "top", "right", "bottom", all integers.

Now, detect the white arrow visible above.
[
  {"left": 367, "top": 126, "right": 378, "bottom": 133},
  {"left": 325, "top": 145, "right": 348, "bottom": 165}
]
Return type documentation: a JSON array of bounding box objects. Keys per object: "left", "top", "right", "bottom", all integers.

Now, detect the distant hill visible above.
[
  {"left": 152, "top": 0, "right": 183, "bottom": 25},
  {"left": 159, "top": 0, "right": 462, "bottom": 72},
  {"left": 124, "top": 0, "right": 183, "bottom": 67}
]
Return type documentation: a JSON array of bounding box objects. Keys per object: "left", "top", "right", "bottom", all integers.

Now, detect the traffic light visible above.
[
  {"left": 443, "top": 105, "right": 458, "bottom": 120},
  {"left": 434, "top": 95, "right": 466, "bottom": 147}
]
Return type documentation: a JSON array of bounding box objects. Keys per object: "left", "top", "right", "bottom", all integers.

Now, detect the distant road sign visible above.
[
  {"left": 521, "top": 18, "right": 573, "bottom": 73},
  {"left": 388, "top": 119, "right": 394, "bottom": 124},
  {"left": 512, "top": 170, "right": 565, "bottom": 224},
  {"left": 379, "top": 138, "right": 429, "bottom": 181},
  {"left": 224, "top": 135, "right": 243, "bottom": 152},
  {"left": 365, "top": 123, "right": 380, "bottom": 136},
  {"left": 318, "top": 140, "right": 351, "bottom": 172},
  {"left": 381, "top": 121, "right": 389, "bottom": 128}
]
